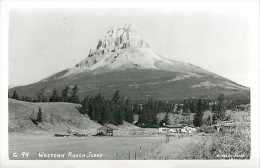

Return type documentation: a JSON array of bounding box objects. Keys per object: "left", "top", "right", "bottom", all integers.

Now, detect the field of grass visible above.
[
  {"left": 9, "top": 127, "right": 250, "bottom": 160},
  {"left": 9, "top": 134, "right": 165, "bottom": 160}
]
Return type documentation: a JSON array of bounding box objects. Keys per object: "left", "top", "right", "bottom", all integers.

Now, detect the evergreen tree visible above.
[
  {"left": 37, "top": 107, "right": 43, "bottom": 123},
  {"left": 79, "top": 97, "right": 88, "bottom": 115},
  {"left": 37, "top": 87, "right": 48, "bottom": 102},
  {"left": 111, "top": 90, "right": 120, "bottom": 103},
  {"left": 193, "top": 99, "right": 204, "bottom": 127},
  {"left": 50, "top": 89, "right": 60, "bottom": 102},
  {"left": 189, "top": 98, "right": 198, "bottom": 114},
  {"left": 124, "top": 98, "right": 134, "bottom": 123},
  {"left": 106, "top": 101, "right": 114, "bottom": 123},
  {"left": 111, "top": 90, "right": 123, "bottom": 125},
  {"left": 113, "top": 103, "right": 123, "bottom": 125},
  {"left": 62, "top": 86, "right": 70, "bottom": 102},
  {"left": 88, "top": 97, "right": 94, "bottom": 119},
  {"left": 94, "top": 93, "right": 103, "bottom": 123},
  {"left": 102, "top": 100, "right": 111, "bottom": 124},
  {"left": 11, "top": 90, "right": 19, "bottom": 100},
  {"left": 70, "top": 85, "right": 80, "bottom": 103},
  {"left": 216, "top": 94, "right": 226, "bottom": 120}
]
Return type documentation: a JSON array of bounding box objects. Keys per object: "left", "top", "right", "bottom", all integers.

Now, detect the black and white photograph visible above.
[{"left": 0, "top": 0, "right": 259, "bottom": 167}]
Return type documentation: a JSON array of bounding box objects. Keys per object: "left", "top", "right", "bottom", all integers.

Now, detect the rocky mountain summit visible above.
[{"left": 74, "top": 24, "right": 149, "bottom": 70}]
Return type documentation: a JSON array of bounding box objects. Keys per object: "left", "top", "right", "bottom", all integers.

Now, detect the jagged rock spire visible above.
[
  {"left": 75, "top": 24, "right": 150, "bottom": 69},
  {"left": 97, "top": 24, "right": 149, "bottom": 51}
]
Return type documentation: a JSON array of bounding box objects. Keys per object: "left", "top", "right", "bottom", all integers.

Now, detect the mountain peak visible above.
[
  {"left": 55, "top": 24, "right": 212, "bottom": 77},
  {"left": 99, "top": 24, "right": 150, "bottom": 50},
  {"left": 71, "top": 24, "right": 152, "bottom": 72}
]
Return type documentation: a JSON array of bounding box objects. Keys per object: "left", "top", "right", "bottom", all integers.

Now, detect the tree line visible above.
[
  {"left": 9, "top": 86, "right": 247, "bottom": 127},
  {"left": 78, "top": 92, "right": 229, "bottom": 127},
  {"left": 78, "top": 91, "right": 183, "bottom": 127},
  {"left": 9, "top": 85, "right": 80, "bottom": 104}
]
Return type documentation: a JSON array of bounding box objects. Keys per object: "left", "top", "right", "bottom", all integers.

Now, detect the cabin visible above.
[
  {"left": 97, "top": 126, "right": 114, "bottom": 136},
  {"left": 159, "top": 125, "right": 184, "bottom": 134},
  {"left": 159, "top": 124, "right": 197, "bottom": 135}
]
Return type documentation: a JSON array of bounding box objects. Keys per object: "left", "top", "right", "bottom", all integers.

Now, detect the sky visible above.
[{"left": 9, "top": 7, "right": 251, "bottom": 87}]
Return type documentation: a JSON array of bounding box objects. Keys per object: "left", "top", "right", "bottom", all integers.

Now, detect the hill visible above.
[
  {"left": 8, "top": 98, "right": 101, "bottom": 134},
  {"left": 9, "top": 69, "right": 249, "bottom": 102}
]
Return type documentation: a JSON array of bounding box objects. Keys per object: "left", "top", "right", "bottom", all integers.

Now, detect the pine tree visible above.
[
  {"left": 183, "top": 99, "right": 189, "bottom": 113},
  {"left": 70, "top": 85, "right": 80, "bottom": 103},
  {"left": 50, "top": 89, "right": 60, "bottom": 102},
  {"left": 216, "top": 94, "right": 226, "bottom": 120},
  {"left": 124, "top": 98, "right": 134, "bottom": 123},
  {"left": 95, "top": 93, "right": 103, "bottom": 123},
  {"left": 62, "top": 86, "right": 70, "bottom": 102},
  {"left": 110, "top": 90, "right": 123, "bottom": 125},
  {"left": 189, "top": 98, "right": 198, "bottom": 114},
  {"left": 112, "top": 103, "right": 123, "bottom": 125},
  {"left": 11, "top": 90, "right": 19, "bottom": 100},
  {"left": 79, "top": 97, "right": 88, "bottom": 115},
  {"left": 37, "top": 107, "right": 43, "bottom": 123},
  {"left": 193, "top": 99, "right": 204, "bottom": 127},
  {"left": 88, "top": 98, "right": 94, "bottom": 119},
  {"left": 102, "top": 100, "right": 111, "bottom": 124},
  {"left": 111, "top": 90, "right": 120, "bottom": 103},
  {"left": 106, "top": 101, "right": 114, "bottom": 123},
  {"left": 37, "top": 87, "right": 48, "bottom": 102}
]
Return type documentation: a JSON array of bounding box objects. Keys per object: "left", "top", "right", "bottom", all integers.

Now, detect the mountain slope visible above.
[{"left": 9, "top": 24, "right": 249, "bottom": 101}]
